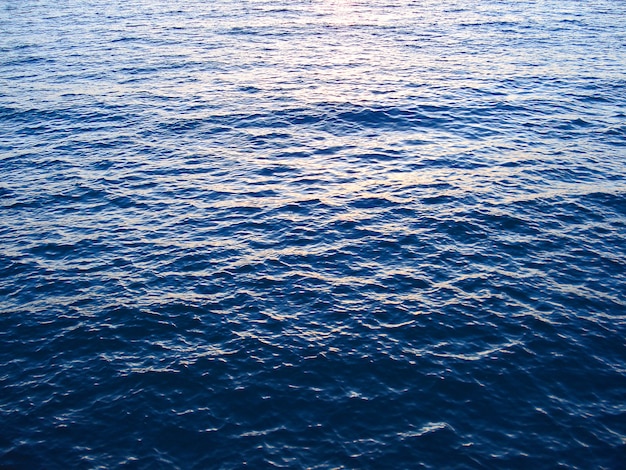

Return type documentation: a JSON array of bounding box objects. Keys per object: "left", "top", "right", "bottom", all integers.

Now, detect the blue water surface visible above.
[{"left": 1, "top": 0, "right": 625, "bottom": 468}]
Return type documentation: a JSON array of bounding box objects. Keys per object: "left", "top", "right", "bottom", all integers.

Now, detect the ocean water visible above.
[{"left": 1, "top": 0, "right": 625, "bottom": 467}]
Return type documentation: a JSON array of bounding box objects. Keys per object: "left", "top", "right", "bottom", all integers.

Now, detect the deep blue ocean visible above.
[{"left": 1, "top": 0, "right": 625, "bottom": 468}]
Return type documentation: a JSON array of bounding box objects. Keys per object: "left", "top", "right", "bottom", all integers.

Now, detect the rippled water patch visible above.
[{"left": 1, "top": 0, "right": 625, "bottom": 468}]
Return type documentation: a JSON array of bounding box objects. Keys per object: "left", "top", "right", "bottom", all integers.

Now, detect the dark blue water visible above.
[{"left": 1, "top": 0, "right": 625, "bottom": 468}]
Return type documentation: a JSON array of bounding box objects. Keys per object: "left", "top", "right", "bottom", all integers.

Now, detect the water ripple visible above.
[{"left": 2, "top": 0, "right": 626, "bottom": 468}]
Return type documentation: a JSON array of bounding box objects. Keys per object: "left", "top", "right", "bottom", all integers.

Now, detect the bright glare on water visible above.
[{"left": 1, "top": 0, "right": 625, "bottom": 468}]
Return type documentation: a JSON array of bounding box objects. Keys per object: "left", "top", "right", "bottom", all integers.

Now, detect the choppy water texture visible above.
[{"left": 1, "top": 0, "right": 626, "bottom": 468}]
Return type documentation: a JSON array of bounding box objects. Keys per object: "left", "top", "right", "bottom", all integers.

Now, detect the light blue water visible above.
[{"left": 1, "top": 0, "right": 625, "bottom": 468}]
